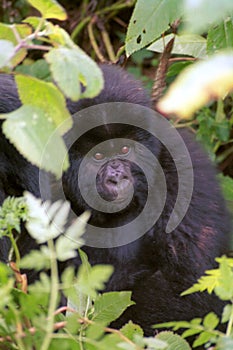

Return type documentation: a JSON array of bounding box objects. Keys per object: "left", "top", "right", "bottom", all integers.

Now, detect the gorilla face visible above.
[{"left": 62, "top": 124, "right": 157, "bottom": 229}]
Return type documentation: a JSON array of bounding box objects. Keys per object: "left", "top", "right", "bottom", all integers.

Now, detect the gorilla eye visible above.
[
  {"left": 94, "top": 152, "right": 105, "bottom": 161},
  {"left": 121, "top": 146, "right": 130, "bottom": 155}
]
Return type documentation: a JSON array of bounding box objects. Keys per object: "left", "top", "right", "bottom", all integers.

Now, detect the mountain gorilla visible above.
[{"left": 0, "top": 64, "right": 231, "bottom": 336}]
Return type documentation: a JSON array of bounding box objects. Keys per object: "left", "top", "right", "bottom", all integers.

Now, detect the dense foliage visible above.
[{"left": 0, "top": 0, "right": 232, "bottom": 349}]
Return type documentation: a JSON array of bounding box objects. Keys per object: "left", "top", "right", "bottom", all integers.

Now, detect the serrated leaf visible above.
[
  {"left": 15, "top": 75, "right": 72, "bottom": 135},
  {"left": 55, "top": 211, "right": 89, "bottom": 261},
  {"left": 77, "top": 264, "right": 114, "bottom": 299},
  {"left": 148, "top": 34, "right": 207, "bottom": 59},
  {"left": 0, "top": 23, "right": 32, "bottom": 67},
  {"left": 126, "top": 0, "right": 183, "bottom": 56},
  {"left": 45, "top": 47, "right": 104, "bottom": 101},
  {"left": 20, "top": 246, "right": 51, "bottom": 270},
  {"left": 93, "top": 291, "right": 134, "bottom": 325},
  {"left": 215, "top": 257, "right": 233, "bottom": 300},
  {"left": 120, "top": 321, "right": 144, "bottom": 340},
  {"left": 25, "top": 193, "right": 71, "bottom": 243},
  {"left": 157, "top": 52, "right": 233, "bottom": 118},
  {"left": 183, "top": 0, "right": 233, "bottom": 34},
  {"left": 27, "top": 0, "right": 67, "bottom": 20},
  {"left": 156, "top": 331, "right": 191, "bottom": 350},
  {"left": 2, "top": 105, "right": 68, "bottom": 177}
]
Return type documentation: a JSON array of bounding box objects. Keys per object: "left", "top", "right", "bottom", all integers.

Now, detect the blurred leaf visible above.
[
  {"left": 2, "top": 105, "right": 68, "bottom": 177},
  {"left": 16, "top": 59, "right": 51, "bottom": 81},
  {"left": 20, "top": 246, "right": 51, "bottom": 270},
  {"left": 183, "top": 0, "right": 233, "bottom": 34},
  {"left": 203, "top": 312, "right": 219, "bottom": 330},
  {"left": 217, "top": 336, "right": 233, "bottom": 350},
  {"left": 93, "top": 292, "right": 134, "bottom": 324},
  {"left": 27, "top": 0, "right": 67, "bottom": 20},
  {"left": 193, "top": 331, "right": 214, "bottom": 348},
  {"left": 221, "top": 304, "right": 233, "bottom": 323},
  {"left": 15, "top": 74, "right": 72, "bottom": 135},
  {"left": 215, "top": 257, "right": 233, "bottom": 300},
  {"left": 126, "top": 0, "right": 183, "bottom": 56},
  {"left": 55, "top": 211, "right": 89, "bottom": 261},
  {"left": 77, "top": 264, "right": 114, "bottom": 299},
  {"left": 120, "top": 321, "right": 144, "bottom": 340},
  {"left": 148, "top": 33, "right": 207, "bottom": 58},
  {"left": 207, "top": 17, "right": 233, "bottom": 54},
  {"left": 157, "top": 52, "right": 233, "bottom": 118},
  {"left": 156, "top": 331, "right": 191, "bottom": 350},
  {"left": 0, "top": 40, "right": 15, "bottom": 68},
  {"left": 219, "top": 174, "right": 233, "bottom": 202},
  {"left": 45, "top": 46, "right": 104, "bottom": 101},
  {"left": 0, "top": 23, "right": 31, "bottom": 67}
]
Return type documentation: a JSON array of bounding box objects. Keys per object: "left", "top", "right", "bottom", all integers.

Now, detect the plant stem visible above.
[
  {"left": 9, "top": 230, "right": 20, "bottom": 267},
  {"left": 40, "top": 239, "right": 59, "bottom": 350},
  {"left": 226, "top": 302, "right": 233, "bottom": 336}
]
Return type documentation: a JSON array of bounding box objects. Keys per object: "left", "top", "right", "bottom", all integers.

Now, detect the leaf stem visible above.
[{"left": 40, "top": 239, "right": 59, "bottom": 350}]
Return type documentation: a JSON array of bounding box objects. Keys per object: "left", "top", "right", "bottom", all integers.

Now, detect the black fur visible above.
[{"left": 0, "top": 65, "right": 231, "bottom": 337}]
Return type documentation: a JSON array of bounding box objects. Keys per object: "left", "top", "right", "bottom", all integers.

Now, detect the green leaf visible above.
[
  {"left": 193, "top": 331, "right": 214, "bottom": 348},
  {"left": 221, "top": 304, "right": 233, "bottom": 323},
  {"left": 120, "top": 321, "right": 144, "bottom": 340},
  {"left": 219, "top": 174, "right": 233, "bottom": 202},
  {"left": 45, "top": 47, "right": 104, "bottom": 101},
  {"left": 25, "top": 193, "right": 71, "bottom": 243},
  {"left": 0, "top": 23, "right": 32, "bottom": 67},
  {"left": 0, "top": 40, "right": 15, "bottom": 68},
  {"left": 181, "top": 268, "right": 220, "bottom": 296},
  {"left": 77, "top": 264, "right": 114, "bottom": 299},
  {"left": 158, "top": 52, "right": 233, "bottom": 119},
  {"left": 183, "top": 0, "right": 233, "bottom": 34},
  {"left": 143, "top": 337, "right": 167, "bottom": 349},
  {"left": 126, "top": 0, "right": 183, "bottom": 56},
  {"left": 2, "top": 105, "right": 68, "bottom": 177},
  {"left": 27, "top": 0, "right": 67, "bottom": 20},
  {"left": 148, "top": 34, "right": 207, "bottom": 59},
  {"left": 156, "top": 331, "right": 191, "bottom": 350},
  {"left": 216, "top": 336, "right": 233, "bottom": 350},
  {"left": 16, "top": 59, "right": 51, "bottom": 81},
  {"left": 203, "top": 312, "right": 219, "bottom": 330},
  {"left": 15, "top": 75, "right": 72, "bottom": 135},
  {"left": 20, "top": 246, "right": 51, "bottom": 270},
  {"left": 55, "top": 211, "right": 89, "bottom": 261},
  {"left": 215, "top": 257, "right": 233, "bottom": 300},
  {"left": 93, "top": 291, "right": 135, "bottom": 325},
  {"left": 207, "top": 17, "right": 233, "bottom": 54}
]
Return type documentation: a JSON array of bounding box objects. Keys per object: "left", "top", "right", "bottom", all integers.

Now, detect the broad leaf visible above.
[
  {"left": 157, "top": 52, "right": 233, "bottom": 118},
  {"left": 207, "top": 17, "right": 233, "bottom": 54},
  {"left": 126, "top": 0, "right": 183, "bottom": 56},
  {"left": 184, "top": 0, "right": 233, "bottom": 34},
  {"left": 0, "top": 40, "right": 15, "bottom": 68},
  {"left": 93, "top": 291, "right": 134, "bottom": 324},
  {"left": 0, "top": 23, "right": 32, "bottom": 67},
  {"left": 156, "top": 331, "right": 191, "bottom": 350},
  {"left": 45, "top": 47, "right": 104, "bottom": 101},
  {"left": 148, "top": 34, "right": 207, "bottom": 59},
  {"left": 2, "top": 105, "right": 68, "bottom": 177},
  {"left": 15, "top": 75, "right": 72, "bottom": 135},
  {"left": 27, "top": 0, "right": 67, "bottom": 20}
]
